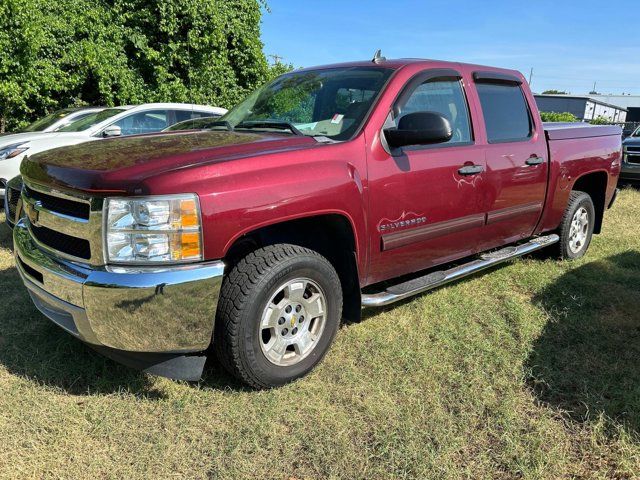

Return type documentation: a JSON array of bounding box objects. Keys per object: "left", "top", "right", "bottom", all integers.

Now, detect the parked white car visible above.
[
  {"left": 0, "top": 103, "right": 226, "bottom": 196},
  {"left": 0, "top": 108, "right": 105, "bottom": 194},
  {"left": 9, "top": 107, "right": 105, "bottom": 135}
]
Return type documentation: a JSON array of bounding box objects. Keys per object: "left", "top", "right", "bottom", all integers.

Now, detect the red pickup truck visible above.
[{"left": 7, "top": 57, "right": 622, "bottom": 388}]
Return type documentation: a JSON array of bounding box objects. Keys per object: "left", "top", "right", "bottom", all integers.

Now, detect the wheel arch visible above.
[
  {"left": 223, "top": 212, "right": 362, "bottom": 323},
  {"left": 571, "top": 170, "right": 609, "bottom": 234}
]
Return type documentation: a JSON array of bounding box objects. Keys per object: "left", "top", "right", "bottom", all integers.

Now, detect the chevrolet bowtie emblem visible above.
[{"left": 26, "top": 202, "right": 41, "bottom": 226}]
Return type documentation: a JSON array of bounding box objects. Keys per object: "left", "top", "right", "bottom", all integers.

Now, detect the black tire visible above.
[
  {"left": 554, "top": 191, "right": 595, "bottom": 260},
  {"left": 214, "top": 244, "right": 343, "bottom": 389}
]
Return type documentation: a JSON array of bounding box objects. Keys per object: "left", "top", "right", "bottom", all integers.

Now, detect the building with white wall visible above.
[{"left": 534, "top": 94, "right": 628, "bottom": 122}]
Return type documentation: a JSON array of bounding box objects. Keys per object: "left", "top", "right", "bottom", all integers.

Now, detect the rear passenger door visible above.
[{"left": 474, "top": 73, "right": 548, "bottom": 250}]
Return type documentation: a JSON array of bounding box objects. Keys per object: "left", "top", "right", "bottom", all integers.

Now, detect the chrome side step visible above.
[{"left": 361, "top": 234, "right": 559, "bottom": 307}]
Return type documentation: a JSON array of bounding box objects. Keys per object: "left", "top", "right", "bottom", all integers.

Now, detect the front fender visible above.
[{"left": 199, "top": 158, "right": 367, "bottom": 277}]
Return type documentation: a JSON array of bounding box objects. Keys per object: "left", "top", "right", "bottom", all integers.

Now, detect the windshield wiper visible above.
[{"left": 235, "top": 120, "right": 304, "bottom": 136}]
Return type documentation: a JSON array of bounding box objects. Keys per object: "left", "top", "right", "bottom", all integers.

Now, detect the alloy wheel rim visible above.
[
  {"left": 259, "top": 278, "right": 327, "bottom": 367},
  {"left": 568, "top": 206, "right": 589, "bottom": 254}
]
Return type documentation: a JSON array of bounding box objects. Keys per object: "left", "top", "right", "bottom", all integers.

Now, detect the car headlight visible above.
[
  {"left": 105, "top": 194, "right": 203, "bottom": 264},
  {"left": 0, "top": 142, "right": 29, "bottom": 161}
]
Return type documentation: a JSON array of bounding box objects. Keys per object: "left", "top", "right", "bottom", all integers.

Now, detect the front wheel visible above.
[
  {"left": 555, "top": 191, "right": 595, "bottom": 260},
  {"left": 214, "top": 244, "right": 343, "bottom": 388}
]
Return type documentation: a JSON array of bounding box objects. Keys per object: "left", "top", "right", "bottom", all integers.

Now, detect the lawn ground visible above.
[{"left": 0, "top": 188, "right": 639, "bottom": 479}]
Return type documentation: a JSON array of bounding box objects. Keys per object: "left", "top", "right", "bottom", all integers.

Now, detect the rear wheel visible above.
[
  {"left": 554, "top": 191, "right": 595, "bottom": 259},
  {"left": 214, "top": 244, "right": 342, "bottom": 388}
]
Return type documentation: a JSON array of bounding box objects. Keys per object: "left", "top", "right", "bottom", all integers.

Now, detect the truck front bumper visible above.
[{"left": 13, "top": 220, "right": 225, "bottom": 380}]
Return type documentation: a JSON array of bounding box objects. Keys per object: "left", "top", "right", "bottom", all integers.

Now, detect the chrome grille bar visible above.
[{"left": 21, "top": 180, "right": 105, "bottom": 265}]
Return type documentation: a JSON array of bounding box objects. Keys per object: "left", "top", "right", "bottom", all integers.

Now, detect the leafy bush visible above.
[
  {"left": 589, "top": 116, "right": 611, "bottom": 125},
  {"left": 0, "top": 0, "right": 287, "bottom": 132},
  {"left": 540, "top": 111, "right": 579, "bottom": 123}
]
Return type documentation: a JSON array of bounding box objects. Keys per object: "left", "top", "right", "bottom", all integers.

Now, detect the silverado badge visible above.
[{"left": 378, "top": 211, "right": 427, "bottom": 232}]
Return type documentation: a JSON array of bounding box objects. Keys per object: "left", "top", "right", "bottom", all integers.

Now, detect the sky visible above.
[{"left": 261, "top": 0, "right": 639, "bottom": 96}]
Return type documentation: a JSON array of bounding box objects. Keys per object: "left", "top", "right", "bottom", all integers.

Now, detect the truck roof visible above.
[{"left": 295, "top": 58, "right": 523, "bottom": 78}]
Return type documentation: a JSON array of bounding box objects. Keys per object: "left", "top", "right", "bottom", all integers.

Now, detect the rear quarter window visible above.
[{"left": 476, "top": 83, "right": 532, "bottom": 143}]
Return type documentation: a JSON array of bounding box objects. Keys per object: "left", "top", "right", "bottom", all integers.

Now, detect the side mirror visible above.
[
  {"left": 102, "top": 125, "right": 122, "bottom": 138},
  {"left": 384, "top": 111, "right": 452, "bottom": 149}
]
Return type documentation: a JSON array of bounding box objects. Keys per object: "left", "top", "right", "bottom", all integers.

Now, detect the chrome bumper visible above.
[{"left": 13, "top": 219, "right": 224, "bottom": 354}]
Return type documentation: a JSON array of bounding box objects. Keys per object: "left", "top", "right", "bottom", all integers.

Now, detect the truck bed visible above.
[{"left": 544, "top": 122, "right": 622, "bottom": 141}]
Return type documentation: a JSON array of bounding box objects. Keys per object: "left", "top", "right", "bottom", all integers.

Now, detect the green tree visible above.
[
  {"left": 540, "top": 111, "right": 579, "bottom": 123},
  {"left": 0, "top": 0, "right": 282, "bottom": 132},
  {"left": 0, "top": 0, "right": 143, "bottom": 132},
  {"left": 541, "top": 89, "right": 568, "bottom": 95}
]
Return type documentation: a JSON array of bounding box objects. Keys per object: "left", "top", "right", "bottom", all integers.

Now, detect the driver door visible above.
[{"left": 367, "top": 70, "right": 487, "bottom": 284}]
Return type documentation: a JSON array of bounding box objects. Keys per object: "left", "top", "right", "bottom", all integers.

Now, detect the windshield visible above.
[
  {"left": 219, "top": 66, "right": 394, "bottom": 140},
  {"left": 58, "top": 108, "right": 124, "bottom": 132},
  {"left": 633, "top": 126, "right": 640, "bottom": 137},
  {"left": 22, "top": 108, "right": 76, "bottom": 132}
]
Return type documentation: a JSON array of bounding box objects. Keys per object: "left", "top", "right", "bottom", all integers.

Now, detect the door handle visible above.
[
  {"left": 458, "top": 164, "right": 484, "bottom": 176},
  {"left": 525, "top": 156, "right": 545, "bottom": 166}
]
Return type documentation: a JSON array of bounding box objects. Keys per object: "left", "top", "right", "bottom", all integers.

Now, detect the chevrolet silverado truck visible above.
[{"left": 6, "top": 57, "right": 622, "bottom": 388}]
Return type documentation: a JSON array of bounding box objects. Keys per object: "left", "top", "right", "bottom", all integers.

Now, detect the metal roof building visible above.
[{"left": 584, "top": 94, "right": 640, "bottom": 122}]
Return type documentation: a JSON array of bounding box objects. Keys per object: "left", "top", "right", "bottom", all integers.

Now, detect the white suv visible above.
[{"left": 0, "top": 103, "right": 226, "bottom": 196}]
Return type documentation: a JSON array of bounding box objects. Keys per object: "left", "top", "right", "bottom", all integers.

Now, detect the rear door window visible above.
[
  {"left": 111, "top": 110, "right": 169, "bottom": 136},
  {"left": 476, "top": 83, "right": 532, "bottom": 143},
  {"left": 173, "top": 110, "right": 220, "bottom": 123}
]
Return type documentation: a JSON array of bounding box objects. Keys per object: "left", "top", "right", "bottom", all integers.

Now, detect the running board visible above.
[{"left": 361, "top": 234, "right": 559, "bottom": 307}]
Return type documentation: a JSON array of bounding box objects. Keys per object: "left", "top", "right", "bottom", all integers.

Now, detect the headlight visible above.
[
  {"left": 105, "top": 194, "right": 203, "bottom": 264},
  {"left": 0, "top": 142, "right": 29, "bottom": 160}
]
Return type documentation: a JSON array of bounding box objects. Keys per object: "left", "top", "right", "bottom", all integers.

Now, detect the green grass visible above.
[{"left": 0, "top": 188, "right": 639, "bottom": 479}]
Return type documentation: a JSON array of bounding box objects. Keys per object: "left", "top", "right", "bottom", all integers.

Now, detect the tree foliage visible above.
[
  {"left": 0, "top": 0, "right": 287, "bottom": 132},
  {"left": 539, "top": 111, "right": 579, "bottom": 123},
  {"left": 541, "top": 90, "right": 568, "bottom": 95}
]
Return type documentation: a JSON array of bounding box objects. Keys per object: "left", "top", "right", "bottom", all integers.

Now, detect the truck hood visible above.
[
  {"left": 623, "top": 137, "right": 640, "bottom": 147},
  {"left": 21, "top": 130, "right": 319, "bottom": 193}
]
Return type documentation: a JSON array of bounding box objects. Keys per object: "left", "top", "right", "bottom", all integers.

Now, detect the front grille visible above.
[
  {"left": 627, "top": 151, "right": 640, "bottom": 164},
  {"left": 24, "top": 185, "right": 90, "bottom": 220},
  {"left": 30, "top": 224, "right": 91, "bottom": 260},
  {"left": 6, "top": 186, "right": 20, "bottom": 222},
  {"left": 21, "top": 181, "right": 101, "bottom": 264}
]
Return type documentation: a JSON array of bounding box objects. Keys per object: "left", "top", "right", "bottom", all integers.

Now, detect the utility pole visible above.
[
  {"left": 528, "top": 68, "right": 533, "bottom": 87},
  {"left": 269, "top": 54, "right": 283, "bottom": 65}
]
